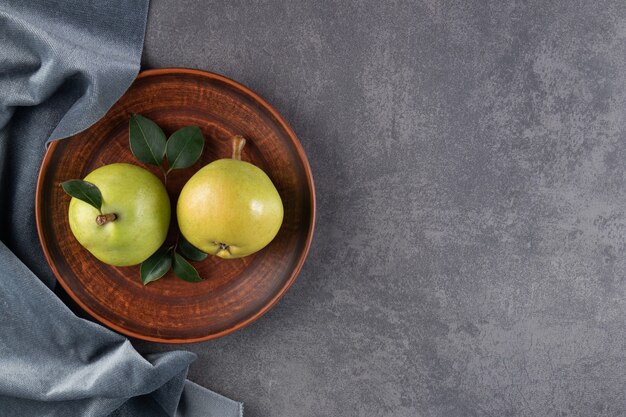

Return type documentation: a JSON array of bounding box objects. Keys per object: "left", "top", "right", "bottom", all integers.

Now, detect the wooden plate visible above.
[{"left": 36, "top": 68, "right": 315, "bottom": 343}]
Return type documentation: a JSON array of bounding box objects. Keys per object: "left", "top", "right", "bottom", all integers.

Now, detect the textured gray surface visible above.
[{"left": 135, "top": 1, "right": 626, "bottom": 415}]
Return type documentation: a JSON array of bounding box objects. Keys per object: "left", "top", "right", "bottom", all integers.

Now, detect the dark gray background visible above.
[{"left": 135, "top": 1, "right": 626, "bottom": 415}]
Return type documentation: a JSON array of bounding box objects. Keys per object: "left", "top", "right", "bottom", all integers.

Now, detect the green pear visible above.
[
  {"left": 68, "top": 163, "right": 170, "bottom": 266},
  {"left": 177, "top": 136, "right": 283, "bottom": 259}
]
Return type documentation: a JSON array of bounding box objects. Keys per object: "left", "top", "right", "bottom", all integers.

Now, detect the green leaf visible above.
[
  {"left": 178, "top": 236, "right": 208, "bottom": 262},
  {"left": 129, "top": 114, "right": 166, "bottom": 166},
  {"left": 165, "top": 126, "right": 204, "bottom": 171},
  {"left": 172, "top": 252, "right": 203, "bottom": 282},
  {"left": 140, "top": 246, "right": 172, "bottom": 285},
  {"left": 61, "top": 180, "right": 102, "bottom": 211}
]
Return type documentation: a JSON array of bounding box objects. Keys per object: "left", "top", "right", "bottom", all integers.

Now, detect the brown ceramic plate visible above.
[{"left": 36, "top": 68, "right": 315, "bottom": 343}]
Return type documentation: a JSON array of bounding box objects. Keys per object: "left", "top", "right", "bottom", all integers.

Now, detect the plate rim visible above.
[{"left": 35, "top": 67, "right": 316, "bottom": 343}]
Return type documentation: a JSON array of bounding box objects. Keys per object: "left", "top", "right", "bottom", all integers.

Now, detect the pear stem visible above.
[
  {"left": 231, "top": 135, "right": 246, "bottom": 160},
  {"left": 96, "top": 213, "right": 117, "bottom": 225}
]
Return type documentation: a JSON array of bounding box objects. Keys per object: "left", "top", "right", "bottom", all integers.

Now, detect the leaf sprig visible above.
[
  {"left": 129, "top": 113, "right": 208, "bottom": 285},
  {"left": 140, "top": 237, "right": 205, "bottom": 285},
  {"left": 129, "top": 114, "right": 204, "bottom": 184}
]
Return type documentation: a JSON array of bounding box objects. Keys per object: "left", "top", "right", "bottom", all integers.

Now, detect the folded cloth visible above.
[{"left": 0, "top": 1, "right": 243, "bottom": 416}]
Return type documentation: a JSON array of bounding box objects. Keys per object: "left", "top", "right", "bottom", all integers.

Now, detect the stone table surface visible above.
[{"left": 135, "top": 1, "right": 626, "bottom": 416}]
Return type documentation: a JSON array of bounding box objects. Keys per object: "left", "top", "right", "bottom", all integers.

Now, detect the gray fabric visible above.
[{"left": 0, "top": 1, "right": 242, "bottom": 416}]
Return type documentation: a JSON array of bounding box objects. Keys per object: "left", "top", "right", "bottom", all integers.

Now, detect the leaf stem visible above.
[{"left": 160, "top": 165, "right": 168, "bottom": 186}]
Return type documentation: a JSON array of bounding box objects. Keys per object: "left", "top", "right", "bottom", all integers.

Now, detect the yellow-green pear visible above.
[
  {"left": 177, "top": 136, "right": 283, "bottom": 259},
  {"left": 67, "top": 163, "right": 170, "bottom": 266}
]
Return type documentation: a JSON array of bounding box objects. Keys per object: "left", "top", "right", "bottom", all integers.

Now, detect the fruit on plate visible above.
[
  {"left": 177, "top": 135, "right": 283, "bottom": 259},
  {"left": 65, "top": 163, "right": 170, "bottom": 266}
]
